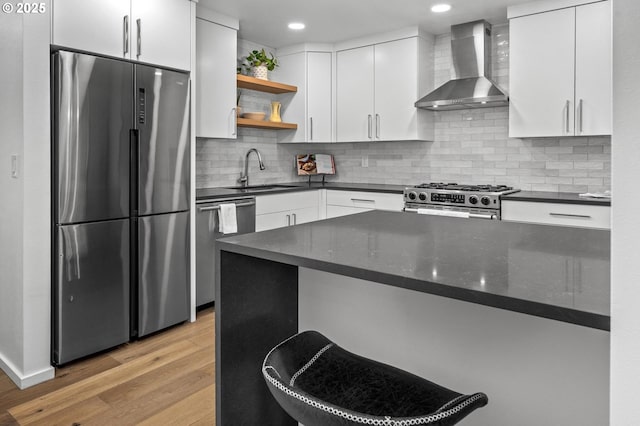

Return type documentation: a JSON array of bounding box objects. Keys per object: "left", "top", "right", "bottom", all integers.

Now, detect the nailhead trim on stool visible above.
[{"left": 262, "top": 331, "right": 488, "bottom": 426}]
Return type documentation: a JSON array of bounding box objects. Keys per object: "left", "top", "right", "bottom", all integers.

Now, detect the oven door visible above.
[{"left": 404, "top": 204, "right": 500, "bottom": 220}]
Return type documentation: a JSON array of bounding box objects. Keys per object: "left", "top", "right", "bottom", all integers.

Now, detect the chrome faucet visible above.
[{"left": 238, "top": 148, "right": 265, "bottom": 187}]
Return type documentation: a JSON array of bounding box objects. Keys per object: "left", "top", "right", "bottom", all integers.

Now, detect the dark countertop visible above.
[
  {"left": 503, "top": 190, "right": 611, "bottom": 206},
  {"left": 197, "top": 183, "right": 611, "bottom": 206},
  {"left": 196, "top": 182, "right": 407, "bottom": 201},
  {"left": 218, "top": 210, "right": 610, "bottom": 330}
]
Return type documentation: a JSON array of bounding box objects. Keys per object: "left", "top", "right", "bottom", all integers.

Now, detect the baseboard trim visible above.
[{"left": 0, "top": 353, "right": 54, "bottom": 389}]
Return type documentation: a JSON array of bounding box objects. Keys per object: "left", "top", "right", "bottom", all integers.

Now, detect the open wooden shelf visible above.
[
  {"left": 237, "top": 118, "right": 297, "bottom": 130},
  {"left": 237, "top": 74, "right": 297, "bottom": 94}
]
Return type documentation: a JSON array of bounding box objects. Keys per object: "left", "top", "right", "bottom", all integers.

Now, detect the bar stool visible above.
[{"left": 262, "top": 331, "right": 488, "bottom": 426}]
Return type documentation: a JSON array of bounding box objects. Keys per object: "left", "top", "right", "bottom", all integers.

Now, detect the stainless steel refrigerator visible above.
[{"left": 52, "top": 50, "right": 190, "bottom": 365}]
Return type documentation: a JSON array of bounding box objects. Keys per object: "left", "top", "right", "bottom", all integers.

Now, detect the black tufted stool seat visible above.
[{"left": 262, "top": 331, "right": 488, "bottom": 426}]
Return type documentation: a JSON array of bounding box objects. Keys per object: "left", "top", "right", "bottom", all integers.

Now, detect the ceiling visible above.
[{"left": 198, "top": 0, "right": 533, "bottom": 48}]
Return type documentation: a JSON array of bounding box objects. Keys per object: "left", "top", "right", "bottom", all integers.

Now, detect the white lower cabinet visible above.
[
  {"left": 326, "top": 190, "right": 404, "bottom": 219},
  {"left": 502, "top": 200, "right": 610, "bottom": 229},
  {"left": 256, "top": 191, "right": 320, "bottom": 231}
]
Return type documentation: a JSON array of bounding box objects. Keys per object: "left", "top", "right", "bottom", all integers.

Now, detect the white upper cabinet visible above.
[
  {"left": 336, "top": 34, "right": 433, "bottom": 142},
  {"left": 196, "top": 16, "right": 238, "bottom": 138},
  {"left": 336, "top": 45, "right": 375, "bottom": 142},
  {"left": 53, "top": 0, "right": 131, "bottom": 60},
  {"left": 52, "top": 0, "right": 191, "bottom": 70},
  {"left": 509, "top": 0, "right": 611, "bottom": 137},
  {"left": 276, "top": 49, "right": 332, "bottom": 143},
  {"left": 131, "top": 0, "right": 191, "bottom": 70},
  {"left": 574, "top": 1, "right": 612, "bottom": 136}
]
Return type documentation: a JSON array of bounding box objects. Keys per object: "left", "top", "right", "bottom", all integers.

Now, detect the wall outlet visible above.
[{"left": 361, "top": 155, "right": 368, "bottom": 168}]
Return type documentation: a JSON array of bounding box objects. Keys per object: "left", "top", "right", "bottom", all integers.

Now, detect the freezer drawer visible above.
[
  {"left": 196, "top": 197, "right": 256, "bottom": 306},
  {"left": 135, "top": 65, "right": 190, "bottom": 216},
  {"left": 53, "top": 50, "right": 133, "bottom": 224},
  {"left": 54, "top": 219, "right": 130, "bottom": 365},
  {"left": 137, "top": 211, "right": 190, "bottom": 337}
]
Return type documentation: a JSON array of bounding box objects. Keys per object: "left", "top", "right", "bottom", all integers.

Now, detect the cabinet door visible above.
[
  {"left": 326, "top": 205, "right": 372, "bottom": 219},
  {"left": 53, "top": 0, "right": 131, "bottom": 59},
  {"left": 131, "top": 0, "right": 191, "bottom": 70},
  {"left": 501, "top": 201, "right": 610, "bottom": 229},
  {"left": 575, "top": 1, "right": 611, "bottom": 136},
  {"left": 509, "top": 8, "right": 576, "bottom": 138},
  {"left": 290, "top": 206, "right": 319, "bottom": 225},
  {"left": 374, "top": 38, "right": 418, "bottom": 141},
  {"left": 196, "top": 18, "right": 237, "bottom": 138},
  {"left": 307, "top": 52, "right": 333, "bottom": 142},
  {"left": 336, "top": 46, "right": 374, "bottom": 142},
  {"left": 256, "top": 212, "right": 290, "bottom": 231}
]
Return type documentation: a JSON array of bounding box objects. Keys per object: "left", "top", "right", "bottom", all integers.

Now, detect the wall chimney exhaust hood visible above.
[{"left": 416, "top": 20, "right": 508, "bottom": 111}]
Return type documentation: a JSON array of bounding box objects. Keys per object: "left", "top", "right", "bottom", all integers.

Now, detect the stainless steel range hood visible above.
[{"left": 415, "top": 20, "right": 508, "bottom": 111}]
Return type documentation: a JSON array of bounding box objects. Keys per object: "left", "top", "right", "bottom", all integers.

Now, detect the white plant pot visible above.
[{"left": 252, "top": 65, "right": 268, "bottom": 80}]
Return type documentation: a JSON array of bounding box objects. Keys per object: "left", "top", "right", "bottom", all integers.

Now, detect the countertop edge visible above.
[
  {"left": 197, "top": 184, "right": 612, "bottom": 206},
  {"left": 503, "top": 191, "right": 611, "bottom": 206},
  {"left": 217, "top": 240, "right": 610, "bottom": 331}
]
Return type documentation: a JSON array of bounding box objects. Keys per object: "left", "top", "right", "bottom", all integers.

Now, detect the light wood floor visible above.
[{"left": 0, "top": 307, "right": 215, "bottom": 426}]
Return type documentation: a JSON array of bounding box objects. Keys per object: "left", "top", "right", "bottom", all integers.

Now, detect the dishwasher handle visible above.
[{"left": 197, "top": 200, "right": 256, "bottom": 212}]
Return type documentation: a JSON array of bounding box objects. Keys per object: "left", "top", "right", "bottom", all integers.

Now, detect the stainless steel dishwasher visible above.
[{"left": 196, "top": 196, "right": 256, "bottom": 306}]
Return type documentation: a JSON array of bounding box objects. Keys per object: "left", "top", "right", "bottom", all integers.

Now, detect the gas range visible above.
[{"left": 403, "top": 182, "right": 520, "bottom": 220}]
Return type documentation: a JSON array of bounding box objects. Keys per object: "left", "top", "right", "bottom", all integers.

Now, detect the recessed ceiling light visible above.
[
  {"left": 431, "top": 4, "right": 452, "bottom": 13},
  {"left": 288, "top": 22, "right": 305, "bottom": 30}
]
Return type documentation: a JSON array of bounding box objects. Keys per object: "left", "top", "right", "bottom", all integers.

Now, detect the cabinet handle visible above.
[
  {"left": 136, "top": 19, "right": 142, "bottom": 59},
  {"left": 351, "top": 198, "right": 375, "bottom": 203},
  {"left": 549, "top": 212, "right": 592, "bottom": 219},
  {"left": 292, "top": 213, "right": 297, "bottom": 225},
  {"left": 565, "top": 100, "right": 570, "bottom": 133},
  {"left": 309, "top": 117, "right": 313, "bottom": 141},
  {"left": 578, "top": 99, "right": 583, "bottom": 134},
  {"left": 231, "top": 108, "right": 237, "bottom": 136},
  {"left": 367, "top": 115, "right": 372, "bottom": 139},
  {"left": 123, "top": 15, "right": 129, "bottom": 56},
  {"left": 375, "top": 114, "right": 380, "bottom": 139},
  {"left": 286, "top": 214, "right": 291, "bottom": 226}
]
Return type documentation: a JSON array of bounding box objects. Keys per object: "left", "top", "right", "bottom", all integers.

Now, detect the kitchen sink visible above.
[{"left": 225, "top": 184, "right": 300, "bottom": 192}]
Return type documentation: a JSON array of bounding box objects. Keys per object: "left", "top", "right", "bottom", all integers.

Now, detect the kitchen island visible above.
[{"left": 216, "top": 211, "right": 610, "bottom": 425}]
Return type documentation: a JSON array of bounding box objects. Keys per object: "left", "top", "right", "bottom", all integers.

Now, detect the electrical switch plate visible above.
[
  {"left": 361, "top": 155, "right": 368, "bottom": 168},
  {"left": 11, "top": 154, "right": 19, "bottom": 178}
]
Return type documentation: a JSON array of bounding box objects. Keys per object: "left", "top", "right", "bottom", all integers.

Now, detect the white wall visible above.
[
  {"left": 0, "top": 3, "right": 54, "bottom": 388},
  {"left": 610, "top": 0, "right": 640, "bottom": 423},
  {"left": 0, "top": 3, "right": 26, "bottom": 379}
]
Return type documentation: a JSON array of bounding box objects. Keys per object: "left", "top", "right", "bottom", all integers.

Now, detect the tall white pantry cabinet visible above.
[{"left": 508, "top": 0, "right": 612, "bottom": 138}]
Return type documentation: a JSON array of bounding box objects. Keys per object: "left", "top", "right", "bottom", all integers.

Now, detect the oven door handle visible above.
[{"left": 403, "top": 207, "right": 497, "bottom": 220}]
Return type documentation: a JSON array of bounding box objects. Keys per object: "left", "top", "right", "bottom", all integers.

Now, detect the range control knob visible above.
[
  {"left": 418, "top": 192, "right": 427, "bottom": 201},
  {"left": 468, "top": 195, "right": 478, "bottom": 205},
  {"left": 407, "top": 191, "right": 417, "bottom": 201},
  {"left": 481, "top": 196, "right": 491, "bottom": 206}
]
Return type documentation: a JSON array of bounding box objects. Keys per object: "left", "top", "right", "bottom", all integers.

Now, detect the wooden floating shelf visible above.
[
  {"left": 237, "top": 74, "right": 297, "bottom": 94},
  {"left": 237, "top": 118, "right": 297, "bottom": 130}
]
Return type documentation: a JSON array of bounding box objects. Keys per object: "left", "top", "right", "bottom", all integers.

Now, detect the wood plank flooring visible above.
[{"left": 0, "top": 307, "right": 215, "bottom": 426}]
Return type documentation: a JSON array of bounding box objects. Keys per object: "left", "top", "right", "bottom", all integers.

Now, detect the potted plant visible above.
[{"left": 241, "top": 48, "right": 279, "bottom": 80}]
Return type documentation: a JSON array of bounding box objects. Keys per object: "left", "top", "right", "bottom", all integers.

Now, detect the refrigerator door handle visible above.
[
  {"left": 136, "top": 19, "right": 142, "bottom": 59},
  {"left": 130, "top": 129, "right": 139, "bottom": 216}
]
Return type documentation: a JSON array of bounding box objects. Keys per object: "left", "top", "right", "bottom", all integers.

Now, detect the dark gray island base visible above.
[{"left": 215, "top": 210, "right": 610, "bottom": 425}]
